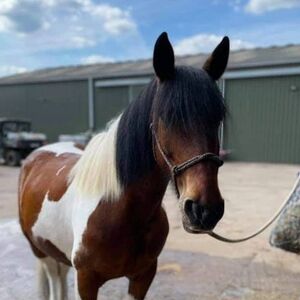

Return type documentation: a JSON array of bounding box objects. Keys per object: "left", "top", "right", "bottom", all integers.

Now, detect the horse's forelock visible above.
[{"left": 153, "top": 66, "right": 226, "bottom": 136}]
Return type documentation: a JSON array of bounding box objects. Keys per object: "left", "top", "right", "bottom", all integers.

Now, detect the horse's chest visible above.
[{"left": 73, "top": 208, "right": 169, "bottom": 277}]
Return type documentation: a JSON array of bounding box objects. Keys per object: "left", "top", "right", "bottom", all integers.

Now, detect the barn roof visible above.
[{"left": 0, "top": 44, "right": 300, "bottom": 85}]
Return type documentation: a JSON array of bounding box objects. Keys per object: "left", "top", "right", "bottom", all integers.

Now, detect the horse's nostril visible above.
[
  {"left": 191, "top": 202, "right": 203, "bottom": 220},
  {"left": 184, "top": 199, "right": 194, "bottom": 216},
  {"left": 184, "top": 199, "right": 203, "bottom": 225},
  {"left": 184, "top": 198, "right": 224, "bottom": 230}
]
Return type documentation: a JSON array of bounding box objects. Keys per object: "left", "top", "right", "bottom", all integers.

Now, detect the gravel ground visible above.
[{"left": 1, "top": 162, "right": 300, "bottom": 299}]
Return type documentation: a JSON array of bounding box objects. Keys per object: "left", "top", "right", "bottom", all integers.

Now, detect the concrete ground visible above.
[{"left": 1, "top": 162, "right": 300, "bottom": 299}]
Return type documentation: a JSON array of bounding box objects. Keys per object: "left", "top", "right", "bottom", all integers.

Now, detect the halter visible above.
[
  {"left": 150, "top": 123, "right": 224, "bottom": 198},
  {"left": 151, "top": 123, "right": 297, "bottom": 244}
]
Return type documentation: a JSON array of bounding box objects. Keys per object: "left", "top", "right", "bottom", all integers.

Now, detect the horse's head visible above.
[{"left": 152, "top": 32, "right": 229, "bottom": 234}]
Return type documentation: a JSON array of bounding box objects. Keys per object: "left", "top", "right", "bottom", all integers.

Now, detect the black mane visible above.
[
  {"left": 153, "top": 66, "right": 225, "bottom": 135},
  {"left": 116, "top": 66, "right": 226, "bottom": 188}
]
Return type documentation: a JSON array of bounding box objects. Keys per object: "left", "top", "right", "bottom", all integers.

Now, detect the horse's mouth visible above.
[{"left": 182, "top": 223, "right": 211, "bottom": 235}]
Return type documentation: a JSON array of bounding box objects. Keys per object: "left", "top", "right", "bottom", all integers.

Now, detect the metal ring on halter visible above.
[{"left": 150, "top": 123, "right": 224, "bottom": 198}]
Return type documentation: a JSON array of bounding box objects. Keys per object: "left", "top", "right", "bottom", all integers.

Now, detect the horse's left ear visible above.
[
  {"left": 153, "top": 32, "right": 175, "bottom": 81},
  {"left": 203, "top": 36, "right": 230, "bottom": 80}
]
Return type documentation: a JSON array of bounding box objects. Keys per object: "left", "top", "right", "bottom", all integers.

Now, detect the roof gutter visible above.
[{"left": 224, "top": 65, "right": 300, "bottom": 79}]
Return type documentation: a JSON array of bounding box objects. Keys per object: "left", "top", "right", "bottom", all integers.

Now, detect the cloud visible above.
[
  {"left": 0, "top": 0, "right": 137, "bottom": 48},
  {"left": 71, "top": 36, "right": 96, "bottom": 49},
  {"left": 0, "top": 0, "right": 145, "bottom": 77},
  {"left": 0, "top": 0, "right": 45, "bottom": 33},
  {"left": 0, "top": 65, "right": 27, "bottom": 76},
  {"left": 0, "top": 15, "right": 13, "bottom": 31},
  {"left": 80, "top": 55, "right": 115, "bottom": 64},
  {"left": 245, "top": 0, "right": 300, "bottom": 14},
  {"left": 174, "top": 34, "right": 254, "bottom": 56},
  {"left": 0, "top": 0, "right": 18, "bottom": 14},
  {"left": 82, "top": 3, "right": 136, "bottom": 35}
]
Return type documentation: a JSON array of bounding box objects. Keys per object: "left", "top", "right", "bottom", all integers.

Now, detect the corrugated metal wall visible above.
[
  {"left": 94, "top": 84, "right": 146, "bottom": 130},
  {"left": 94, "top": 86, "right": 129, "bottom": 130},
  {"left": 0, "top": 74, "right": 298, "bottom": 164},
  {"left": 0, "top": 81, "right": 89, "bottom": 142},
  {"left": 130, "top": 85, "right": 145, "bottom": 102},
  {"left": 224, "top": 75, "right": 300, "bottom": 164}
]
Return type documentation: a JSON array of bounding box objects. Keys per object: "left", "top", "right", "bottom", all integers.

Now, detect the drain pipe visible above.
[{"left": 88, "top": 77, "right": 95, "bottom": 131}]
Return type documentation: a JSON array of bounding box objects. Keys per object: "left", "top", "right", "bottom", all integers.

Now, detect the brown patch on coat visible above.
[
  {"left": 19, "top": 150, "right": 80, "bottom": 258},
  {"left": 35, "top": 237, "right": 72, "bottom": 266}
]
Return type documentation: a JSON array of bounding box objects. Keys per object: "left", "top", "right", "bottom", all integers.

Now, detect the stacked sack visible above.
[{"left": 269, "top": 174, "right": 300, "bottom": 254}]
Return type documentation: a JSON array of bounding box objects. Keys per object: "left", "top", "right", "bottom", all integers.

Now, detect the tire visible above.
[{"left": 4, "top": 150, "right": 21, "bottom": 166}]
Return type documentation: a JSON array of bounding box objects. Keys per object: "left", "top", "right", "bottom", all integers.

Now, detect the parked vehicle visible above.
[{"left": 0, "top": 119, "right": 47, "bottom": 166}]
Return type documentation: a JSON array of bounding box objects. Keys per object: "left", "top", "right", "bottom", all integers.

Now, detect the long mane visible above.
[
  {"left": 69, "top": 117, "right": 122, "bottom": 200},
  {"left": 116, "top": 79, "right": 157, "bottom": 188}
]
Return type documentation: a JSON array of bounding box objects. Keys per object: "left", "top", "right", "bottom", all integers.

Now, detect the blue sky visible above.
[{"left": 0, "top": 0, "right": 300, "bottom": 76}]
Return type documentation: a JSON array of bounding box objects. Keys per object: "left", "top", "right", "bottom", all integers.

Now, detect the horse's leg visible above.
[
  {"left": 75, "top": 269, "right": 104, "bottom": 300},
  {"left": 126, "top": 260, "right": 157, "bottom": 300},
  {"left": 59, "top": 263, "right": 70, "bottom": 299},
  {"left": 37, "top": 259, "right": 50, "bottom": 300},
  {"left": 39, "top": 257, "right": 69, "bottom": 300}
]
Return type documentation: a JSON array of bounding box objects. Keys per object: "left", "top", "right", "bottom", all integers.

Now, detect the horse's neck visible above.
[{"left": 123, "top": 166, "right": 169, "bottom": 222}]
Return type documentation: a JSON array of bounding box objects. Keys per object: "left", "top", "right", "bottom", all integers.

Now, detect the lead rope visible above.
[{"left": 208, "top": 176, "right": 300, "bottom": 243}]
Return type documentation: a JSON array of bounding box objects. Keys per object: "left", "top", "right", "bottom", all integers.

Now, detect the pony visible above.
[{"left": 18, "top": 32, "right": 229, "bottom": 300}]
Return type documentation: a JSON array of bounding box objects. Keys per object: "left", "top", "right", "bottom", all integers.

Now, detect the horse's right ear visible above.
[
  {"left": 203, "top": 36, "right": 230, "bottom": 80},
  {"left": 153, "top": 32, "right": 175, "bottom": 81}
]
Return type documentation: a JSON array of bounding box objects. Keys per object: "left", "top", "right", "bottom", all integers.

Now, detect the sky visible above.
[{"left": 0, "top": 0, "right": 300, "bottom": 76}]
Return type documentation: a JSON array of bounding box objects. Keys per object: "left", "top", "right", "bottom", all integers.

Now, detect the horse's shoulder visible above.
[
  {"left": 19, "top": 144, "right": 81, "bottom": 238},
  {"left": 20, "top": 143, "right": 81, "bottom": 204}
]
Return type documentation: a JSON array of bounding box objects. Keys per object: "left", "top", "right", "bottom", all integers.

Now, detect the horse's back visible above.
[{"left": 19, "top": 142, "right": 82, "bottom": 263}]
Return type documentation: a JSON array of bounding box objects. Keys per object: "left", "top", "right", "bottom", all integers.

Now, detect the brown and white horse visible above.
[{"left": 18, "top": 32, "right": 229, "bottom": 300}]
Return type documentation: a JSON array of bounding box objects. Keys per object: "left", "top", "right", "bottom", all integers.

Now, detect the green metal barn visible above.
[{"left": 0, "top": 44, "right": 299, "bottom": 163}]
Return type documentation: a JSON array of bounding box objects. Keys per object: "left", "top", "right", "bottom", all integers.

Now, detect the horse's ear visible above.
[
  {"left": 153, "top": 32, "right": 175, "bottom": 81},
  {"left": 203, "top": 36, "right": 230, "bottom": 80}
]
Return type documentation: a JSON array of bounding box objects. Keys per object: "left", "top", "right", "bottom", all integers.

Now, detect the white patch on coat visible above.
[
  {"left": 71, "top": 191, "right": 103, "bottom": 264},
  {"left": 32, "top": 183, "right": 102, "bottom": 267},
  {"left": 32, "top": 189, "right": 75, "bottom": 260},
  {"left": 69, "top": 117, "right": 122, "bottom": 201},
  {"left": 37, "top": 142, "right": 83, "bottom": 157},
  {"left": 56, "top": 165, "right": 66, "bottom": 176}
]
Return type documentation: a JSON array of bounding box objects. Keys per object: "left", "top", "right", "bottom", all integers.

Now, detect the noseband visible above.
[{"left": 150, "top": 124, "right": 224, "bottom": 198}]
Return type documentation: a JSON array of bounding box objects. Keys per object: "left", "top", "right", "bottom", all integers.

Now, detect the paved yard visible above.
[{"left": 1, "top": 162, "right": 300, "bottom": 299}]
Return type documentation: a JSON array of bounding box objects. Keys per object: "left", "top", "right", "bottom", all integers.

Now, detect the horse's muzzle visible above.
[{"left": 183, "top": 199, "right": 224, "bottom": 233}]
